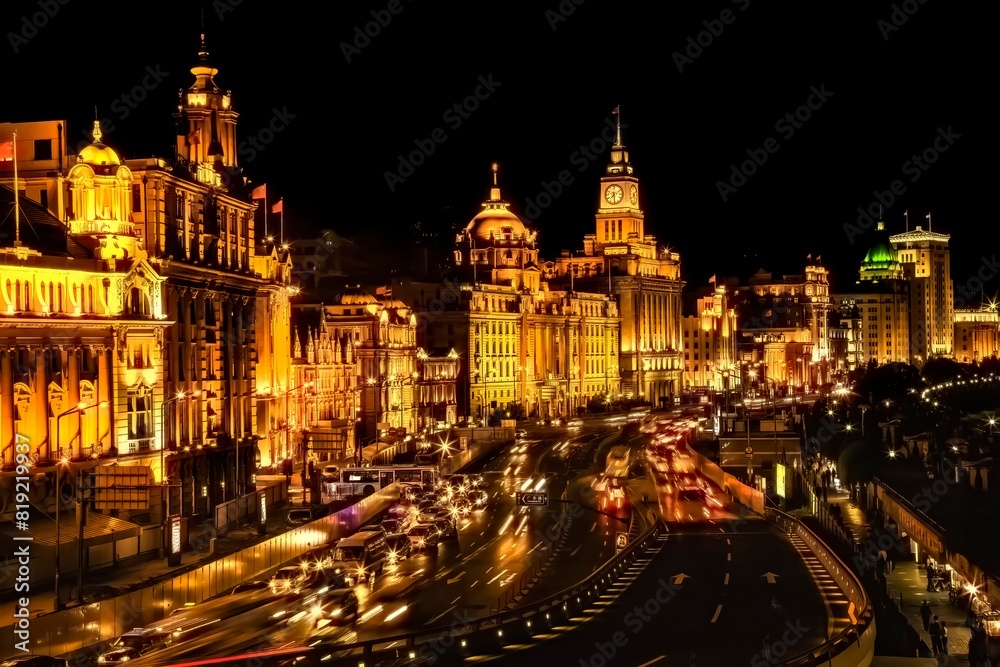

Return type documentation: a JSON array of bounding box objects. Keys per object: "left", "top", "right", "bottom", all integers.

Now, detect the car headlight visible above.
[{"left": 331, "top": 608, "right": 342, "bottom": 616}]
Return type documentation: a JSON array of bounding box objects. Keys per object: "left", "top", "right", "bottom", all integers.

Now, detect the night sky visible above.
[{"left": 4, "top": 0, "right": 992, "bottom": 294}]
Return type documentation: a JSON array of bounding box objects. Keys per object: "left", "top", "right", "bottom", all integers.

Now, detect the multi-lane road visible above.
[{"left": 70, "top": 415, "right": 852, "bottom": 665}]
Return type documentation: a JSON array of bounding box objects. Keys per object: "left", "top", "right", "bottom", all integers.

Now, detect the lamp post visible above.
[{"left": 54, "top": 400, "right": 103, "bottom": 611}]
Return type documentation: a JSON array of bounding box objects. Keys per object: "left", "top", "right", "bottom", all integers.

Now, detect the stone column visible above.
[
  {"left": 67, "top": 348, "right": 80, "bottom": 457},
  {"left": 1, "top": 350, "right": 13, "bottom": 467},
  {"left": 97, "top": 346, "right": 110, "bottom": 454},
  {"left": 34, "top": 349, "right": 49, "bottom": 459}
]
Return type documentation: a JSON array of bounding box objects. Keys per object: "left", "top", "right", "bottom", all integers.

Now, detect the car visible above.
[
  {"left": 230, "top": 580, "right": 270, "bottom": 595},
  {"left": 96, "top": 627, "right": 171, "bottom": 664},
  {"left": 433, "top": 518, "right": 458, "bottom": 540},
  {"left": 417, "top": 507, "right": 451, "bottom": 524},
  {"left": 321, "top": 589, "right": 359, "bottom": 623},
  {"left": 567, "top": 419, "right": 583, "bottom": 428},
  {"left": 515, "top": 428, "right": 528, "bottom": 439},
  {"left": 380, "top": 518, "right": 406, "bottom": 536},
  {"left": 322, "top": 465, "right": 340, "bottom": 483},
  {"left": 269, "top": 565, "right": 308, "bottom": 594},
  {"left": 385, "top": 533, "right": 412, "bottom": 563},
  {"left": 0, "top": 658, "right": 69, "bottom": 667},
  {"left": 406, "top": 524, "right": 440, "bottom": 551},
  {"left": 387, "top": 503, "right": 411, "bottom": 518}
]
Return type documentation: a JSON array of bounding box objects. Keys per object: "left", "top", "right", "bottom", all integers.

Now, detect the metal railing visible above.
[
  {"left": 248, "top": 515, "right": 664, "bottom": 665},
  {"left": 764, "top": 506, "right": 876, "bottom": 666},
  {"left": 872, "top": 475, "right": 946, "bottom": 535}
]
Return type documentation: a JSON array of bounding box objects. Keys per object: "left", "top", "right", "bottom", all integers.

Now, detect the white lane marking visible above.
[
  {"left": 470, "top": 580, "right": 479, "bottom": 588},
  {"left": 724, "top": 573, "right": 730, "bottom": 585},
  {"left": 424, "top": 605, "right": 457, "bottom": 626},
  {"left": 487, "top": 569, "right": 508, "bottom": 585},
  {"left": 637, "top": 658, "right": 666, "bottom": 667},
  {"left": 711, "top": 604, "right": 723, "bottom": 623},
  {"left": 727, "top": 553, "right": 732, "bottom": 561},
  {"left": 569, "top": 544, "right": 582, "bottom": 556},
  {"left": 591, "top": 521, "right": 598, "bottom": 532},
  {"left": 450, "top": 596, "right": 461, "bottom": 604}
]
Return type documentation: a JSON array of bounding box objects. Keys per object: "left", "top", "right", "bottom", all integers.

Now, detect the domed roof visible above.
[
  {"left": 334, "top": 285, "right": 378, "bottom": 305},
  {"left": 464, "top": 162, "right": 531, "bottom": 242},
  {"left": 861, "top": 221, "right": 897, "bottom": 270},
  {"left": 466, "top": 204, "right": 527, "bottom": 242},
  {"left": 77, "top": 121, "right": 121, "bottom": 166}
]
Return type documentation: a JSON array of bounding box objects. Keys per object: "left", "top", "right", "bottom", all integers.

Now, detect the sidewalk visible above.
[
  {"left": 885, "top": 560, "right": 972, "bottom": 664},
  {"left": 3, "top": 441, "right": 390, "bottom": 622},
  {"left": 806, "top": 468, "right": 974, "bottom": 665}
]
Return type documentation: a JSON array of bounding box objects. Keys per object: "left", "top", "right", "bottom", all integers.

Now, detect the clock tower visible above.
[{"left": 596, "top": 112, "right": 643, "bottom": 247}]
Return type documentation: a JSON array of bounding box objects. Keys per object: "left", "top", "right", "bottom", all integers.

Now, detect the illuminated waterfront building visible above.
[
  {"left": 397, "top": 165, "right": 620, "bottom": 421},
  {"left": 832, "top": 220, "right": 911, "bottom": 367},
  {"left": 890, "top": 223, "right": 954, "bottom": 360},
  {"left": 0, "top": 34, "right": 293, "bottom": 527},
  {"left": 954, "top": 304, "right": 1000, "bottom": 363},
  {"left": 289, "top": 303, "right": 358, "bottom": 463},
  {"left": 550, "top": 124, "right": 683, "bottom": 405},
  {"left": 681, "top": 285, "right": 738, "bottom": 391},
  {"left": 415, "top": 347, "right": 460, "bottom": 431},
  {"left": 315, "top": 287, "right": 418, "bottom": 446},
  {"left": 735, "top": 263, "right": 833, "bottom": 392}
]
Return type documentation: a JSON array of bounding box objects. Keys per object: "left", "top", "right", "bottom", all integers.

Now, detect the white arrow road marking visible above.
[{"left": 761, "top": 572, "right": 780, "bottom": 584}]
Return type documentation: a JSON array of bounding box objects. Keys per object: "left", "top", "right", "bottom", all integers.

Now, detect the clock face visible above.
[
  {"left": 605, "top": 184, "right": 624, "bottom": 205},
  {"left": 629, "top": 185, "right": 637, "bottom": 205}
]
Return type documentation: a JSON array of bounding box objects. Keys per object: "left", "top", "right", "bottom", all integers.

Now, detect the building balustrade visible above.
[{"left": 126, "top": 437, "right": 155, "bottom": 454}]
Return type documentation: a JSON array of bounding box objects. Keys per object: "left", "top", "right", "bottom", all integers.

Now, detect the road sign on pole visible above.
[
  {"left": 745, "top": 445, "right": 753, "bottom": 459},
  {"left": 515, "top": 492, "right": 548, "bottom": 506},
  {"left": 616, "top": 532, "right": 628, "bottom": 550}
]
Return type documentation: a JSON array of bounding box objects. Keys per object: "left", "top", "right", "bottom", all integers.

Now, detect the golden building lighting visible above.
[
  {"left": 397, "top": 164, "right": 621, "bottom": 421},
  {"left": 682, "top": 285, "right": 737, "bottom": 392},
  {"left": 551, "top": 121, "right": 683, "bottom": 405},
  {"left": 890, "top": 222, "right": 954, "bottom": 360},
  {"left": 954, "top": 303, "right": 1000, "bottom": 363},
  {"left": 0, "top": 34, "right": 293, "bottom": 542}
]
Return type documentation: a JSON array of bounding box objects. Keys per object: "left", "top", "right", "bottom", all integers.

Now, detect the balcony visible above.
[
  {"left": 126, "top": 438, "right": 155, "bottom": 454},
  {"left": 68, "top": 219, "right": 135, "bottom": 236}
]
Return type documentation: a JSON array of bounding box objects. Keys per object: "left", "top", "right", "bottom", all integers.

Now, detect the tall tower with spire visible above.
[
  {"left": 595, "top": 109, "right": 643, "bottom": 248},
  {"left": 174, "top": 33, "right": 239, "bottom": 177}
]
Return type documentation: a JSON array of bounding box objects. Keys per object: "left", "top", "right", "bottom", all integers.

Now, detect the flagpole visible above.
[
  {"left": 264, "top": 191, "right": 268, "bottom": 239},
  {"left": 280, "top": 198, "right": 284, "bottom": 244},
  {"left": 12, "top": 130, "right": 21, "bottom": 246}
]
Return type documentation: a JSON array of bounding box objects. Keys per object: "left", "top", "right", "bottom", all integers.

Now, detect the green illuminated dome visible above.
[{"left": 860, "top": 220, "right": 900, "bottom": 277}]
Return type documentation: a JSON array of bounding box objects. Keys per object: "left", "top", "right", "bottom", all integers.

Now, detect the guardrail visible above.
[
  {"left": 765, "top": 506, "right": 877, "bottom": 666},
  {"left": 243, "top": 514, "right": 664, "bottom": 665}
]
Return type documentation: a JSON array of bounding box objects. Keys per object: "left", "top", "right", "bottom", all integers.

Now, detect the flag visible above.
[
  {"left": 925, "top": 213, "right": 931, "bottom": 219},
  {"left": 251, "top": 183, "right": 266, "bottom": 200},
  {"left": 708, "top": 274, "right": 716, "bottom": 285},
  {"left": 807, "top": 253, "right": 812, "bottom": 260},
  {"left": 272, "top": 199, "right": 283, "bottom": 214},
  {"left": 0, "top": 139, "right": 12, "bottom": 161},
  {"left": 612, "top": 105, "right": 620, "bottom": 116}
]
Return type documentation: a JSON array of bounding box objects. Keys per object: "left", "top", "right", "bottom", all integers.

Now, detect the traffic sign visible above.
[
  {"left": 745, "top": 445, "right": 753, "bottom": 459},
  {"left": 516, "top": 492, "right": 549, "bottom": 506},
  {"left": 388, "top": 427, "right": 398, "bottom": 436},
  {"left": 615, "top": 532, "right": 628, "bottom": 549}
]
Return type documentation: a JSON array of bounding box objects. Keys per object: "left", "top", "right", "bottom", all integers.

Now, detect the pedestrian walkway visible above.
[{"left": 886, "top": 560, "right": 972, "bottom": 664}]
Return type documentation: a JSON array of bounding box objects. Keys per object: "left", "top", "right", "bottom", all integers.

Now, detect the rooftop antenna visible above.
[
  {"left": 926, "top": 211, "right": 932, "bottom": 231},
  {"left": 612, "top": 105, "right": 621, "bottom": 146},
  {"left": 904, "top": 209, "right": 909, "bottom": 232}
]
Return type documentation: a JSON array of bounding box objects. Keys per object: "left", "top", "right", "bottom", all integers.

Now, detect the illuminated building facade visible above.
[
  {"left": 415, "top": 348, "right": 460, "bottom": 430},
  {"left": 0, "top": 35, "right": 293, "bottom": 524},
  {"left": 319, "top": 287, "right": 418, "bottom": 446},
  {"left": 890, "top": 224, "right": 953, "bottom": 360},
  {"left": 954, "top": 305, "right": 1000, "bottom": 363},
  {"left": 399, "top": 166, "right": 620, "bottom": 421},
  {"left": 0, "top": 143, "right": 170, "bottom": 525},
  {"left": 550, "top": 126, "right": 683, "bottom": 405},
  {"left": 736, "top": 263, "right": 833, "bottom": 392},
  {"left": 832, "top": 221, "right": 911, "bottom": 367},
  {"left": 289, "top": 304, "right": 358, "bottom": 463},
  {"left": 681, "top": 286, "right": 738, "bottom": 391}
]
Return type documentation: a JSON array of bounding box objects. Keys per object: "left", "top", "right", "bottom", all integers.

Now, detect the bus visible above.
[{"left": 326, "top": 465, "right": 439, "bottom": 497}]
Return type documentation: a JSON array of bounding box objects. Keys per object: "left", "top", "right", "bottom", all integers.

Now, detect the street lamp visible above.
[{"left": 54, "top": 400, "right": 105, "bottom": 611}]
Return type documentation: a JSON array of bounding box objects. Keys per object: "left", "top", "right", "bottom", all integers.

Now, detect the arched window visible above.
[
  {"left": 87, "top": 285, "right": 94, "bottom": 313},
  {"left": 57, "top": 284, "right": 63, "bottom": 313},
  {"left": 129, "top": 287, "right": 149, "bottom": 316},
  {"left": 48, "top": 282, "right": 54, "bottom": 311},
  {"left": 13, "top": 280, "right": 19, "bottom": 311}
]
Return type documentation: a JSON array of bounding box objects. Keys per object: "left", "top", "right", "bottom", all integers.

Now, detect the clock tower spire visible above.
[{"left": 595, "top": 106, "right": 642, "bottom": 247}]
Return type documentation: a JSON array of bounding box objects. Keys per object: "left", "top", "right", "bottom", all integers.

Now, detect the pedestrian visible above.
[
  {"left": 940, "top": 620, "right": 948, "bottom": 655},
  {"left": 920, "top": 600, "right": 931, "bottom": 631},
  {"left": 928, "top": 615, "right": 942, "bottom": 655}
]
